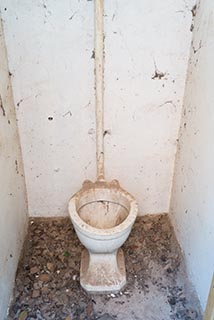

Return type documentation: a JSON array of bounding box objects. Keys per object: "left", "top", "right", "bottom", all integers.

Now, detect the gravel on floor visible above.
[{"left": 8, "top": 214, "right": 202, "bottom": 320}]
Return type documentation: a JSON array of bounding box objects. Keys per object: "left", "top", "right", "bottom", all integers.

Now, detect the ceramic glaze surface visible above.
[
  {"left": 69, "top": 180, "right": 138, "bottom": 292},
  {"left": 77, "top": 187, "right": 130, "bottom": 229}
]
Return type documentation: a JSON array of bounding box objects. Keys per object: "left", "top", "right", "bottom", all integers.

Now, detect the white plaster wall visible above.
[
  {"left": 104, "top": 0, "right": 195, "bottom": 214},
  {"left": 0, "top": 20, "right": 28, "bottom": 319},
  {"left": 0, "top": 0, "right": 194, "bottom": 216},
  {"left": 0, "top": 0, "right": 96, "bottom": 217},
  {"left": 170, "top": 0, "right": 214, "bottom": 310}
]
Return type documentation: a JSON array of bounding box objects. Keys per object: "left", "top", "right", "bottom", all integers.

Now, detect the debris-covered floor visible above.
[{"left": 8, "top": 214, "right": 202, "bottom": 320}]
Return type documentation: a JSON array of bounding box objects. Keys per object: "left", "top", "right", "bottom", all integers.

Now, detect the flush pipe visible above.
[{"left": 95, "top": 0, "right": 105, "bottom": 181}]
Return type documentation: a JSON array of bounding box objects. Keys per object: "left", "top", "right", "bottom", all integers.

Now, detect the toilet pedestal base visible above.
[{"left": 80, "top": 248, "right": 126, "bottom": 293}]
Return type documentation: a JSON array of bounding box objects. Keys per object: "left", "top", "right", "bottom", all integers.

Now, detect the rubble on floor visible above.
[{"left": 8, "top": 214, "right": 202, "bottom": 320}]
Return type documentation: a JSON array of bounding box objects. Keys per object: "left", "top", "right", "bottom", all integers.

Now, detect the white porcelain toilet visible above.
[{"left": 68, "top": 179, "right": 138, "bottom": 293}]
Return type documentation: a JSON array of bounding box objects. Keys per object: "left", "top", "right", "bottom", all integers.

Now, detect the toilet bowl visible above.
[{"left": 68, "top": 179, "right": 138, "bottom": 293}]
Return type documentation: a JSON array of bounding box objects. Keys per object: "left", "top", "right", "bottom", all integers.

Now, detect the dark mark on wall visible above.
[
  {"left": 152, "top": 60, "right": 166, "bottom": 80},
  {"left": 191, "top": 4, "right": 197, "bottom": 17},
  {"left": 15, "top": 160, "right": 19, "bottom": 174},
  {"left": 42, "top": 2, "right": 52, "bottom": 24},
  {"left": 103, "top": 130, "right": 111, "bottom": 137},
  {"left": 62, "top": 111, "right": 72, "bottom": 117},
  {"left": 159, "top": 100, "right": 176, "bottom": 110},
  {"left": 69, "top": 11, "right": 77, "bottom": 20},
  {"left": 48, "top": 116, "right": 53, "bottom": 121},
  {"left": 16, "top": 99, "right": 24, "bottom": 109},
  {"left": 194, "top": 58, "right": 199, "bottom": 66},
  {"left": 192, "top": 41, "right": 202, "bottom": 54},
  {"left": 190, "top": 4, "right": 197, "bottom": 32},
  {"left": 0, "top": 94, "right": 6, "bottom": 116},
  {"left": 84, "top": 160, "right": 92, "bottom": 171},
  {"left": 152, "top": 70, "right": 166, "bottom": 80},
  {"left": 8, "top": 71, "right": 13, "bottom": 77},
  {"left": 8, "top": 119, "right": 10, "bottom": 124},
  {"left": 91, "top": 50, "right": 95, "bottom": 59},
  {"left": 88, "top": 128, "right": 95, "bottom": 136},
  {"left": 83, "top": 100, "right": 91, "bottom": 109}
]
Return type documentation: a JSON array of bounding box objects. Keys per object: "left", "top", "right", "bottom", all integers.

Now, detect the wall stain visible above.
[
  {"left": 0, "top": 94, "right": 6, "bottom": 116},
  {"left": 152, "top": 70, "right": 166, "bottom": 80},
  {"left": 84, "top": 160, "right": 92, "bottom": 171},
  {"left": 62, "top": 111, "right": 72, "bottom": 117},
  {"left": 103, "top": 129, "right": 111, "bottom": 137},
  {"left": 16, "top": 99, "right": 24, "bottom": 109},
  {"left": 152, "top": 60, "right": 166, "bottom": 80},
  {"left": 15, "top": 160, "right": 19, "bottom": 174},
  {"left": 192, "top": 40, "right": 202, "bottom": 54},
  {"left": 69, "top": 11, "right": 77, "bottom": 20},
  {"left": 83, "top": 100, "right": 91, "bottom": 109},
  {"left": 88, "top": 128, "right": 95, "bottom": 135},
  {"left": 159, "top": 100, "right": 176, "bottom": 110},
  {"left": 191, "top": 4, "right": 197, "bottom": 17},
  {"left": 91, "top": 50, "right": 95, "bottom": 59},
  {"left": 190, "top": 4, "right": 197, "bottom": 32}
]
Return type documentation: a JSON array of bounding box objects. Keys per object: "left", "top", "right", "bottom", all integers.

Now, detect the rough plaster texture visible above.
[
  {"left": 0, "top": 0, "right": 195, "bottom": 216},
  {"left": 0, "top": 20, "right": 28, "bottom": 320},
  {"left": 104, "top": 0, "right": 195, "bottom": 214},
  {"left": 170, "top": 0, "right": 214, "bottom": 310},
  {"left": 0, "top": 0, "right": 96, "bottom": 217}
]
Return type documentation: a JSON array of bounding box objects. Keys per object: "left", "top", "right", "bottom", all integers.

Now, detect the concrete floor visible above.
[{"left": 8, "top": 214, "right": 202, "bottom": 320}]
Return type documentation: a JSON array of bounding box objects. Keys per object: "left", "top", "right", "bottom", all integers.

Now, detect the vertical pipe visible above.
[{"left": 95, "top": 0, "right": 104, "bottom": 180}]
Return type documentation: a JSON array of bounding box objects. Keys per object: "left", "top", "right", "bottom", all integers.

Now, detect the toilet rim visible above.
[{"left": 68, "top": 187, "right": 138, "bottom": 237}]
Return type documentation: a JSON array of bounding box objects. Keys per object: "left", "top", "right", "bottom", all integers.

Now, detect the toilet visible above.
[{"left": 68, "top": 179, "right": 138, "bottom": 293}]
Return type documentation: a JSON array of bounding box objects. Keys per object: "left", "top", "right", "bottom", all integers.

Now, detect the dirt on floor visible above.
[{"left": 8, "top": 214, "right": 202, "bottom": 320}]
